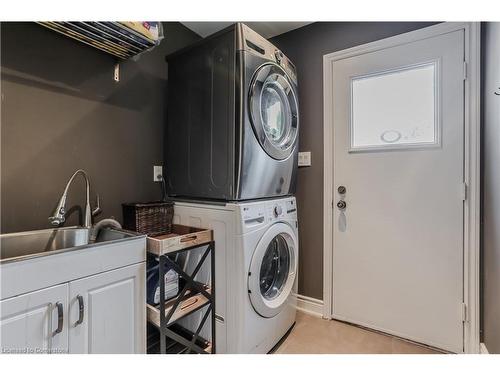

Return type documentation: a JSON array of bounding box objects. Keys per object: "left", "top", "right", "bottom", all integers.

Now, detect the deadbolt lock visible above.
[
  {"left": 337, "top": 200, "right": 347, "bottom": 210},
  {"left": 338, "top": 186, "right": 346, "bottom": 194}
]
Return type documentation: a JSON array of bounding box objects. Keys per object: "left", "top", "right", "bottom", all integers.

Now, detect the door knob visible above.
[{"left": 337, "top": 200, "right": 347, "bottom": 210}]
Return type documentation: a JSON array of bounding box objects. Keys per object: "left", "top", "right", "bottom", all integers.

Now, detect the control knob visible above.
[{"left": 275, "top": 50, "right": 284, "bottom": 64}]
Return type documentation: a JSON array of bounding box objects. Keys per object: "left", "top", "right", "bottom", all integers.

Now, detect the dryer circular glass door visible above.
[
  {"left": 248, "top": 222, "right": 298, "bottom": 318},
  {"left": 249, "top": 63, "right": 299, "bottom": 160}
]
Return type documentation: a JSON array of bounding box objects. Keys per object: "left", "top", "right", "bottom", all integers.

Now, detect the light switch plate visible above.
[
  {"left": 298, "top": 151, "right": 311, "bottom": 167},
  {"left": 154, "top": 166, "right": 163, "bottom": 182}
]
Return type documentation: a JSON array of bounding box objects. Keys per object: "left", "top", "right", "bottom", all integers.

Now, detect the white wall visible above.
[{"left": 483, "top": 21, "right": 500, "bottom": 354}]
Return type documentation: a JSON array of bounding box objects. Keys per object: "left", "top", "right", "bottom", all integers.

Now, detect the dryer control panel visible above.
[{"left": 237, "top": 23, "right": 298, "bottom": 85}]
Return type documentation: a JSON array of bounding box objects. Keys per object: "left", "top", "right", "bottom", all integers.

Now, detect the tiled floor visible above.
[{"left": 274, "top": 311, "right": 441, "bottom": 354}]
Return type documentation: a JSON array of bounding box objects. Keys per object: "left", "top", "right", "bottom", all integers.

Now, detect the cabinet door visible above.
[
  {"left": 68, "top": 263, "right": 145, "bottom": 353},
  {"left": 1, "top": 284, "right": 68, "bottom": 354}
]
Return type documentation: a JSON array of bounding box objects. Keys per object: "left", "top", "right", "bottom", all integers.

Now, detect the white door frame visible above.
[{"left": 322, "top": 22, "right": 481, "bottom": 353}]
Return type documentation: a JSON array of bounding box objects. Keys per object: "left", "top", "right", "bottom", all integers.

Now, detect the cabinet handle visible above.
[
  {"left": 75, "top": 295, "right": 84, "bottom": 326},
  {"left": 52, "top": 302, "right": 64, "bottom": 337}
]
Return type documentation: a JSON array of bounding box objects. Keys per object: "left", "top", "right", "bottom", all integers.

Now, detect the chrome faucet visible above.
[{"left": 49, "top": 169, "right": 101, "bottom": 228}]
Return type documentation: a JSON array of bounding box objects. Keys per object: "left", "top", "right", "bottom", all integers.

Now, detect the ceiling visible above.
[{"left": 181, "top": 22, "right": 311, "bottom": 39}]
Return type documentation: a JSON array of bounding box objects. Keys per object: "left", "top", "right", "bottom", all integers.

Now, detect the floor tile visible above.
[{"left": 274, "top": 311, "right": 441, "bottom": 354}]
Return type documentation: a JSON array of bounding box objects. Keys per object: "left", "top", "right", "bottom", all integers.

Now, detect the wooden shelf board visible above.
[
  {"left": 147, "top": 225, "right": 213, "bottom": 256},
  {"left": 147, "top": 288, "right": 212, "bottom": 328}
]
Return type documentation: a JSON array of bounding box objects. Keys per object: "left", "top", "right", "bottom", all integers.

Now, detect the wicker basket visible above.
[{"left": 122, "top": 201, "right": 174, "bottom": 236}]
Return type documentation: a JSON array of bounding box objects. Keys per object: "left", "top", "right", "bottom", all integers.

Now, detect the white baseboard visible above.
[
  {"left": 295, "top": 293, "right": 324, "bottom": 318},
  {"left": 480, "top": 343, "right": 489, "bottom": 354}
]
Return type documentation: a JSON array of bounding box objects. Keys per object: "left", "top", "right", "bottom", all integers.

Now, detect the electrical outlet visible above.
[
  {"left": 154, "top": 166, "right": 163, "bottom": 182},
  {"left": 298, "top": 151, "right": 311, "bottom": 167}
]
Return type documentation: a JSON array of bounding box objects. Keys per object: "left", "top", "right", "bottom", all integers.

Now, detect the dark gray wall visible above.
[
  {"left": 1, "top": 22, "right": 200, "bottom": 233},
  {"left": 271, "top": 22, "right": 438, "bottom": 299},
  {"left": 482, "top": 22, "right": 500, "bottom": 354}
]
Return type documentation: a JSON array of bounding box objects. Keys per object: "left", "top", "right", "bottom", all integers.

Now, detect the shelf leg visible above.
[
  {"left": 210, "top": 242, "right": 216, "bottom": 354},
  {"left": 159, "top": 255, "right": 166, "bottom": 354}
]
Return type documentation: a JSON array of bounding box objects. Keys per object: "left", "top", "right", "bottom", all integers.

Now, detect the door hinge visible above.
[
  {"left": 463, "top": 61, "right": 468, "bottom": 80},
  {"left": 461, "top": 303, "right": 468, "bottom": 322},
  {"left": 461, "top": 182, "right": 467, "bottom": 201}
]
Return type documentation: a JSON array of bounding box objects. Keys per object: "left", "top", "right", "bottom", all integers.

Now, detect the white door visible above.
[
  {"left": 0, "top": 284, "right": 68, "bottom": 354},
  {"left": 330, "top": 30, "right": 465, "bottom": 352},
  {"left": 68, "top": 263, "right": 146, "bottom": 353}
]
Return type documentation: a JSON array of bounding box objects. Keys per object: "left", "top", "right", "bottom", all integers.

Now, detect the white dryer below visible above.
[{"left": 173, "top": 197, "right": 298, "bottom": 353}]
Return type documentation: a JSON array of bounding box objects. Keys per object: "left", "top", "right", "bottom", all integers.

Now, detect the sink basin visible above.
[{"left": 0, "top": 226, "right": 141, "bottom": 263}]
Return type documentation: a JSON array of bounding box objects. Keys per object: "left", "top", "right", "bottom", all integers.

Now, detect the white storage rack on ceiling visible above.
[{"left": 38, "top": 22, "right": 163, "bottom": 59}]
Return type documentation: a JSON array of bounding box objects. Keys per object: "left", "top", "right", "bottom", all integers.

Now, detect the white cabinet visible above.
[
  {"left": 0, "top": 263, "right": 145, "bottom": 354},
  {"left": 68, "top": 263, "right": 145, "bottom": 353},
  {"left": 1, "top": 233, "right": 146, "bottom": 354},
  {"left": 0, "top": 284, "right": 68, "bottom": 354}
]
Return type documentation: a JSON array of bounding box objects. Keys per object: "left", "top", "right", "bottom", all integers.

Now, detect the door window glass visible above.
[
  {"left": 350, "top": 62, "right": 438, "bottom": 150},
  {"left": 260, "top": 75, "right": 292, "bottom": 146},
  {"left": 259, "top": 234, "right": 290, "bottom": 300}
]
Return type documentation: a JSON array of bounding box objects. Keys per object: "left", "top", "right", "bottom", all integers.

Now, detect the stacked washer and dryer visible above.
[{"left": 165, "top": 23, "right": 299, "bottom": 353}]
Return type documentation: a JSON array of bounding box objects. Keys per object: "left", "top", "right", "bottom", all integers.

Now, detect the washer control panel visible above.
[
  {"left": 285, "top": 199, "right": 296, "bottom": 214},
  {"left": 242, "top": 205, "right": 266, "bottom": 225},
  {"left": 266, "top": 198, "right": 296, "bottom": 223},
  {"left": 240, "top": 198, "right": 297, "bottom": 232}
]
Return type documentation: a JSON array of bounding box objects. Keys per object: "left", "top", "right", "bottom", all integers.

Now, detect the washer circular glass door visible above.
[
  {"left": 249, "top": 63, "right": 299, "bottom": 160},
  {"left": 248, "top": 222, "right": 298, "bottom": 318}
]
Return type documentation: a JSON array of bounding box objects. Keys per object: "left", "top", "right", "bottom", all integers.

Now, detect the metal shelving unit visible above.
[
  {"left": 146, "top": 225, "right": 215, "bottom": 354},
  {"left": 37, "top": 22, "right": 162, "bottom": 59}
]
